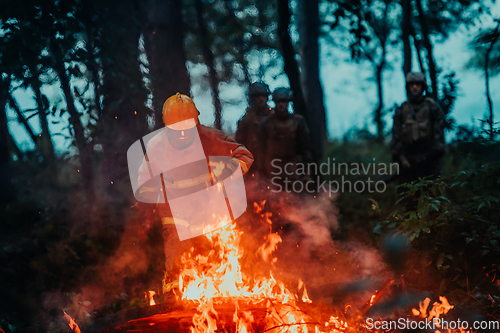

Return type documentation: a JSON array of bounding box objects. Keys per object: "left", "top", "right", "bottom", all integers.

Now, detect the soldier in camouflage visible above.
[
  {"left": 235, "top": 82, "right": 271, "bottom": 179},
  {"left": 390, "top": 72, "right": 445, "bottom": 183},
  {"left": 259, "top": 87, "right": 314, "bottom": 185}
]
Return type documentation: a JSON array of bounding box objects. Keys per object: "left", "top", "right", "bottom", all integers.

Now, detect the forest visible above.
[{"left": 1, "top": 0, "right": 500, "bottom": 332}]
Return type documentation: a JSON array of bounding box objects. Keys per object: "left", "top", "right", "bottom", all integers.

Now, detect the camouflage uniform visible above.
[
  {"left": 390, "top": 72, "right": 445, "bottom": 183},
  {"left": 235, "top": 82, "right": 271, "bottom": 178},
  {"left": 259, "top": 88, "right": 314, "bottom": 183},
  {"left": 236, "top": 107, "right": 270, "bottom": 173},
  {"left": 259, "top": 88, "right": 314, "bottom": 235}
]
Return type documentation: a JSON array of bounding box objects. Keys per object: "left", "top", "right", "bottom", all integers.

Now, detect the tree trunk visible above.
[
  {"left": 222, "top": 0, "right": 252, "bottom": 85},
  {"left": 87, "top": 32, "right": 103, "bottom": 122},
  {"left": 144, "top": 0, "right": 191, "bottom": 129},
  {"left": 52, "top": 41, "right": 95, "bottom": 208},
  {"left": 485, "top": 23, "right": 500, "bottom": 140},
  {"left": 410, "top": 25, "right": 425, "bottom": 73},
  {"left": 299, "top": 0, "right": 326, "bottom": 160},
  {"left": 0, "top": 76, "right": 15, "bottom": 208},
  {"left": 401, "top": 0, "right": 412, "bottom": 76},
  {"left": 194, "top": 0, "right": 222, "bottom": 130},
  {"left": 7, "top": 94, "right": 38, "bottom": 144},
  {"left": 31, "top": 73, "right": 55, "bottom": 162},
  {"left": 372, "top": 4, "right": 388, "bottom": 141},
  {"left": 277, "top": 0, "right": 309, "bottom": 123},
  {"left": 374, "top": 61, "right": 385, "bottom": 140},
  {"left": 415, "top": 0, "right": 438, "bottom": 99},
  {"left": 99, "top": 0, "right": 150, "bottom": 211}
]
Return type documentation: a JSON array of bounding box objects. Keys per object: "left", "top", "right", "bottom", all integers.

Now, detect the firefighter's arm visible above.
[
  {"left": 215, "top": 132, "right": 254, "bottom": 176},
  {"left": 390, "top": 106, "right": 407, "bottom": 165}
]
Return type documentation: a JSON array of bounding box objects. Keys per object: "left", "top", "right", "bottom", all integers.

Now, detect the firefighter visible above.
[
  {"left": 235, "top": 82, "right": 271, "bottom": 178},
  {"left": 390, "top": 72, "right": 445, "bottom": 184},
  {"left": 135, "top": 93, "right": 253, "bottom": 284},
  {"left": 259, "top": 87, "right": 314, "bottom": 189}
]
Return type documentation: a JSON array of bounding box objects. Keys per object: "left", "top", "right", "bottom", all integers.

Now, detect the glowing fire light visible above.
[
  {"left": 412, "top": 296, "right": 454, "bottom": 321},
  {"left": 62, "top": 311, "right": 82, "bottom": 333},
  {"left": 148, "top": 290, "right": 156, "bottom": 306},
  {"left": 176, "top": 222, "right": 349, "bottom": 333},
  {"left": 165, "top": 210, "right": 463, "bottom": 333}
]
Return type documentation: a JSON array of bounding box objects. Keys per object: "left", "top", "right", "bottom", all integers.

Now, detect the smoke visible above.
[
  {"left": 240, "top": 180, "right": 387, "bottom": 309},
  {"left": 278, "top": 191, "right": 339, "bottom": 251},
  {"left": 39, "top": 211, "right": 162, "bottom": 329},
  {"left": 40, "top": 177, "right": 388, "bottom": 329}
]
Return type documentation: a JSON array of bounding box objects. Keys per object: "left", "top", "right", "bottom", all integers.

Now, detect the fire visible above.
[
  {"left": 369, "top": 294, "right": 376, "bottom": 307},
  {"left": 179, "top": 223, "right": 293, "bottom": 302},
  {"left": 412, "top": 296, "right": 454, "bottom": 321},
  {"left": 233, "top": 300, "right": 254, "bottom": 333},
  {"left": 297, "top": 279, "right": 312, "bottom": 304},
  {"left": 176, "top": 222, "right": 348, "bottom": 333},
  {"left": 145, "top": 200, "right": 465, "bottom": 333},
  {"left": 62, "top": 311, "right": 82, "bottom": 333},
  {"left": 148, "top": 290, "right": 156, "bottom": 306}
]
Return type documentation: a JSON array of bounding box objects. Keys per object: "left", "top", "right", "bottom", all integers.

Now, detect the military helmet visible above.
[
  {"left": 272, "top": 87, "right": 293, "bottom": 102},
  {"left": 405, "top": 72, "right": 427, "bottom": 87},
  {"left": 248, "top": 82, "right": 270, "bottom": 97}
]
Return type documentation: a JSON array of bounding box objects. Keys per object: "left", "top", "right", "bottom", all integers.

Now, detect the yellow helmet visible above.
[{"left": 162, "top": 93, "right": 200, "bottom": 128}]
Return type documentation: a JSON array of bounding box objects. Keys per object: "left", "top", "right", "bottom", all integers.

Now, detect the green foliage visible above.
[
  {"left": 467, "top": 22, "right": 500, "bottom": 76},
  {"left": 374, "top": 140, "right": 500, "bottom": 306},
  {"left": 376, "top": 176, "right": 451, "bottom": 240},
  {"left": 322, "top": 130, "right": 397, "bottom": 241},
  {"left": 438, "top": 71, "right": 458, "bottom": 130},
  {"left": 422, "top": 0, "right": 485, "bottom": 38},
  {"left": 183, "top": 0, "right": 279, "bottom": 83}
]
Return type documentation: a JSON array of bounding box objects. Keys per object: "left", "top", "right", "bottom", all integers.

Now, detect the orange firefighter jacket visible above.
[{"left": 136, "top": 124, "right": 253, "bottom": 225}]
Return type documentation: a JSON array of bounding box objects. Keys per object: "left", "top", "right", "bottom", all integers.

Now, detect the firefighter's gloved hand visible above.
[{"left": 209, "top": 161, "right": 232, "bottom": 182}]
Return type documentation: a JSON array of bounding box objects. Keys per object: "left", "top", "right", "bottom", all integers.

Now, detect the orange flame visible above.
[
  {"left": 62, "top": 311, "right": 82, "bottom": 333},
  {"left": 414, "top": 296, "right": 454, "bottom": 320},
  {"left": 177, "top": 222, "right": 349, "bottom": 332},
  {"left": 148, "top": 290, "right": 156, "bottom": 306},
  {"left": 233, "top": 300, "right": 255, "bottom": 333},
  {"left": 172, "top": 211, "right": 464, "bottom": 333}
]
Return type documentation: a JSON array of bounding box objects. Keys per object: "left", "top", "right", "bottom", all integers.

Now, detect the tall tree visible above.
[
  {"left": 96, "top": 0, "right": 151, "bottom": 204},
  {"left": 468, "top": 21, "right": 500, "bottom": 140},
  {"left": 194, "top": 0, "right": 223, "bottom": 129},
  {"left": 183, "top": 0, "right": 279, "bottom": 121},
  {"left": 30, "top": 71, "right": 55, "bottom": 163},
  {"left": 330, "top": 0, "right": 399, "bottom": 140},
  {"left": 299, "top": 0, "right": 327, "bottom": 159},
  {"left": 51, "top": 38, "right": 96, "bottom": 206},
  {"left": 483, "top": 22, "right": 500, "bottom": 140},
  {"left": 7, "top": 93, "right": 38, "bottom": 145},
  {"left": 414, "top": 0, "right": 438, "bottom": 99},
  {"left": 277, "top": 0, "right": 309, "bottom": 125},
  {"left": 0, "top": 76, "right": 15, "bottom": 208},
  {"left": 401, "top": 0, "right": 412, "bottom": 75},
  {"left": 411, "top": 0, "right": 485, "bottom": 100},
  {"left": 0, "top": 0, "right": 57, "bottom": 163},
  {"left": 144, "top": 0, "right": 191, "bottom": 129}
]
